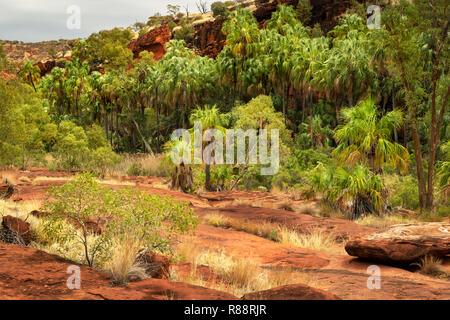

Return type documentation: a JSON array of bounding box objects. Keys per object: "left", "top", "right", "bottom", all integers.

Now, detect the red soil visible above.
[{"left": 1, "top": 168, "right": 448, "bottom": 300}]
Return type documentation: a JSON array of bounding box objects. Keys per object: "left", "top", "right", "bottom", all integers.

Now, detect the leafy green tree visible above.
[
  {"left": 211, "top": 2, "right": 229, "bottom": 18},
  {"left": 43, "top": 174, "right": 198, "bottom": 269},
  {"left": 53, "top": 120, "right": 90, "bottom": 169},
  {"left": 379, "top": 0, "right": 449, "bottom": 209}
]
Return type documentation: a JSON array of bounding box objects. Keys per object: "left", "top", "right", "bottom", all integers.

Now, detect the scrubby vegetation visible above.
[{"left": 40, "top": 174, "right": 197, "bottom": 282}]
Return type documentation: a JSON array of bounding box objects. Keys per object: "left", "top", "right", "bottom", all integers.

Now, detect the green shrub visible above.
[
  {"left": 384, "top": 175, "right": 420, "bottom": 210},
  {"left": 90, "top": 146, "right": 121, "bottom": 177},
  {"left": 42, "top": 173, "right": 114, "bottom": 267},
  {"left": 126, "top": 162, "right": 144, "bottom": 176},
  {"left": 211, "top": 2, "right": 229, "bottom": 18},
  {"left": 43, "top": 173, "right": 198, "bottom": 268},
  {"left": 53, "top": 120, "right": 90, "bottom": 169}
]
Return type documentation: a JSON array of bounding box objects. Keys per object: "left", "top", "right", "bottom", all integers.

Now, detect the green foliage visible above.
[
  {"left": 53, "top": 120, "right": 90, "bottom": 169},
  {"left": 211, "top": 2, "right": 229, "bottom": 18},
  {"left": 384, "top": 175, "right": 420, "bottom": 210},
  {"left": 334, "top": 98, "right": 409, "bottom": 173},
  {"left": 107, "top": 187, "right": 198, "bottom": 255},
  {"left": 173, "top": 22, "right": 195, "bottom": 42},
  {"left": 90, "top": 146, "right": 121, "bottom": 176},
  {"left": 311, "top": 163, "right": 384, "bottom": 219},
  {"left": 43, "top": 173, "right": 113, "bottom": 266},
  {"left": 296, "top": 0, "right": 312, "bottom": 24},
  {"left": 43, "top": 173, "right": 198, "bottom": 267}
]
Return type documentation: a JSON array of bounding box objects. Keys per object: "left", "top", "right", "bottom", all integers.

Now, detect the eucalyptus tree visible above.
[{"left": 379, "top": 0, "right": 449, "bottom": 209}]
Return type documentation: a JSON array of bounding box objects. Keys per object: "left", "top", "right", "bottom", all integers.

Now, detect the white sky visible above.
[{"left": 0, "top": 0, "right": 207, "bottom": 42}]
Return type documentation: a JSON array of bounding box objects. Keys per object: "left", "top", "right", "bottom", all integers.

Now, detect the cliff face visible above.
[
  {"left": 128, "top": 0, "right": 355, "bottom": 59},
  {"left": 192, "top": 19, "right": 227, "bottom": 58},
  {"left": 1, "top": 40, "right": 73, "bottom": 76},
  {"left": 128, "top": 25, "right": 171, "bottom": 61},
  {"left": 4, "top": 0, "right": 357, "bottom": 75}
]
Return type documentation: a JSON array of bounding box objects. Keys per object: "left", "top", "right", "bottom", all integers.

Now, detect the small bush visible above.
[
  {"left": 385, "top": 175, "right": 420, "bottom": 210},
  {"left": 42, "top": 173, "right": 198, "bottom": 274},
  {"left": 211, "top": 2, "right": 229, "bottom": 18}
]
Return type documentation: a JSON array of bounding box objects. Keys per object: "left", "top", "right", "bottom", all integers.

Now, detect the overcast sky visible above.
[{"left": 0, "top": 0, "right": 206, "bottom": 42}]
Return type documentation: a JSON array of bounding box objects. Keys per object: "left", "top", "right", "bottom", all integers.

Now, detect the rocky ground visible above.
[{"left": 0, "top": 167, "right": 448, "bottom": 300}]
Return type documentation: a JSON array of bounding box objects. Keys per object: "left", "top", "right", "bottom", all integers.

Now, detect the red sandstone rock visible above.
[
  {"left": 138, "top": 251, "right": 171, "bottom": 279},
  {"left": 0, "top": 184, "right": 14, "bottom": 199},
  {"left": 345, "top": 223, "right": 450, "bottom": 264},
  {"left": 128, "top": 25, "right": 171, "bottom": 60},
  {"left": 2, "top": 215, "right": 31, "bottom": 245},
  {"left": 193, "top": 19, "right": 226, "bottom": 58},
  {"left": 243, "top": 283, "right": 341, "bottom": 300},
  {"left": 29, "top": 210, "right": 49, "bottom": 219}
]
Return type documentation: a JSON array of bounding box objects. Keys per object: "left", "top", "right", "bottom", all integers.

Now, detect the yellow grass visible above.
[
  {"left": 412, "top": 255, "right": 448, "bottom": 279},
  {"left": 104, "top": 237, "right": 144, "bottom": 285},
  {"left": 203, "top": 214, "right": 346, "bottom": 255},
  {"left": 109, "top": 153, "right": 170, "bottom": 178},
  {"left": 18, "top": 176, "right": 31, "bottom": 183},
  {"left": 277, "top": 228, "right": 346, "bottom": 255},
  {"left": 32, "top": 176, "right": 70, "bottom": 185},
  {"left": 174, "top": 241, "right": 311, "bottom": 297},
  {"left": 355, "top": 214, "right": 419, "bottom": 229}
]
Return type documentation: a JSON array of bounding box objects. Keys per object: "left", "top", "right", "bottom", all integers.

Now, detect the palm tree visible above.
[
  {"left": 221, "top": 8, "right": 260, "bottom": 107},
  {"left": 333, "top": 98, "right": 409, "bottom": 173},
  {"left": 189, "top": 105, "right": 227, "bottom": 191},
  {"left": 311, "top": 163, "right": 384, "bottom": 220},
  {"left": 18, "top": 60, "right": 41, "bottom": 92}
]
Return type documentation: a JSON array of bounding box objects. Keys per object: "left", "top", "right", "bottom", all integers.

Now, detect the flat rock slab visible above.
[
  {"left": 242, "top": 283, "right": 341, "bottom": 300},
  {"left": 345, "top": 223, "right": 450, "bottom": 264}
]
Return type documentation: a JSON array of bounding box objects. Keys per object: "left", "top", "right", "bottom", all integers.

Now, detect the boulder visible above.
[
  {"left": 345, "top": 223, "right": 450, "bottom": 264},
  {"left": 128, "top": 25, "right": 171, "bottom": 60},
  {"left": 242, "top": 283, "right": 341, "bottom": 300},
  {"left": 0, "top": 184, "right": 14, "bottom": 199},
  {"left": 137, "top": 251, "right": 171, "bottom": 279},
  {"left": 29, "top": 210, "right": 49, "bottom": 219},
  {"left": 1, "top": 215, "right": 31, "bottom": 245}
]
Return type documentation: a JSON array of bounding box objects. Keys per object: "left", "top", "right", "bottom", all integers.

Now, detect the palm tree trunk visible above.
[
  {"left": 205, "top": 164, "right": 211, "bottom": 191},
  {"left": 29, "top": 73, "right": 37, "bottom": 92}
]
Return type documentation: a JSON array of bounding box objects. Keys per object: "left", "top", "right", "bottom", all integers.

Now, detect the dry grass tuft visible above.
[
  {"left": 0, "top": 171, "right": 18, "bottom": 185},
  {"left": 276, "top": 228, "right": 345, "bottom": 255},
  {"left": 104, "top": 238, "right": 144, "bottom": 285},
  {"left": 18, "top": 176, "right": 31, "bottom": 183},
  {"left": 110, "top": 154, "right": 171, "bottom": 178},
  {"left": 355, "top": 214, "right": 419, "bottom": 229},
  {"left": 412, "top": 255, "right": 448, "bottom": 278},
  {"left": 203, "top": 214, "right": 278, "bottom": 239},
  {"left": 276, "top": 199, "right": 295, "bottom": 212},
  {"left": 203, "top": 214, "right": 345, "bottom": 255},
  {"left": 173, "top": 241, "right": 303, "bottom": 297}
]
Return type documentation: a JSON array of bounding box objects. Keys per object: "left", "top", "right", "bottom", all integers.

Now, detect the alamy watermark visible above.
[
  {"left": 67, "top": 5, "right": 81, "bottom": 30},
  {"left": 367, "top": 265, "right": 381, "bottom": 290},
  {"left": 170, "top": 121, "right": 280, "bottom": 176},
  {"left": 66, "top": 265, "right": 81, "bottom": 290},
  {"left": 367, "top": 5, "right": 381, "bottom": 30}
]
